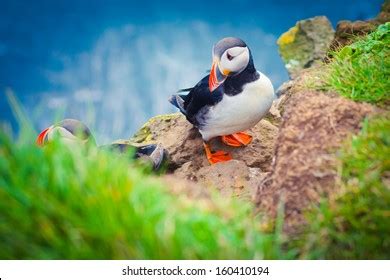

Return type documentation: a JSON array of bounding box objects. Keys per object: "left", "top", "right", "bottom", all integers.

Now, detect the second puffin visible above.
[{"left": 169, "top": 37, "right": 275, "bottom": 164}]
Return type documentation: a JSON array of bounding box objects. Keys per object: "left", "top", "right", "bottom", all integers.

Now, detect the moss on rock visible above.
[
  {"left": 277, "top": 16, "right": 335, "bottom": 78},
  {"left": 131, "top": 113, "right": 182, "bottom": 143}
]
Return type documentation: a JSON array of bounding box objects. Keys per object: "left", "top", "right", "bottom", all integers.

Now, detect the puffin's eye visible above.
[{"left": 226, "top": 52, "right": 233, "bottom": 61}]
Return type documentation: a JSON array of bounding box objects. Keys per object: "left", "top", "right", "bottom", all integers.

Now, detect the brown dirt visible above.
[
  {"left": 255, "top": 90, "right": 375, "bottom": 234},
  {"left": 175, "top": 160, "right": 268, "bottom": 201}
]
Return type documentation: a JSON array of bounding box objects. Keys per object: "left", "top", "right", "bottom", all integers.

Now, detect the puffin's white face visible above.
[
  {"left": 218, "top": 46, "right": 250, "bottom": 76},
  {"left": 209, "top": 37, "right": 250, "bottom": 92}
]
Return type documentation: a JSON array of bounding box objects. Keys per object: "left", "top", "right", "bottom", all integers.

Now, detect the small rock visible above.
[
  {"left": 275, "top": 80, "right": 294, "bottom": 98},
  {"left": 264, "top": 100, "right": 282, "bottom": 125}
]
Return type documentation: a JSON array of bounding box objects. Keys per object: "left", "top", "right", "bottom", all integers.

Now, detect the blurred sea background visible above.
[{"left": 0, "top": 0, "right": 383, "bottom": 144}]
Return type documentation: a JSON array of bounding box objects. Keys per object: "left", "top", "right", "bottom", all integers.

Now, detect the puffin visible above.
[
  {"left": 36, "top": 119, "right": 167, "bottom": 171},
  {"left": 169, "top": 37, "right": 275, "bottom": 164},
  {"left": 36, "top": 119, "right": 96, "bottom": 146}
]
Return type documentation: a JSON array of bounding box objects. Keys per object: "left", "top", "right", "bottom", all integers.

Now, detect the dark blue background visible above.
[{"left": 0, "top": 0, "right": 383, "bottom": 143}]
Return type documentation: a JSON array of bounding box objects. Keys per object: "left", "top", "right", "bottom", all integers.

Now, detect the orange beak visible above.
[
  {"left": 208, "top": 60, "right": 227, "bottom": 92},
  {"left": 36, "top": 127, "right": 50, "bottom": 146}
]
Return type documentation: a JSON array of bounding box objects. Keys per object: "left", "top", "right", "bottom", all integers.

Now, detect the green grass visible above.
[
  {"left": 300, "top": 116, "right": 390, "bottom": 259},
  {"left": 324, "top": 22, "right": 390, "bottom": 105},
  {"left": 0, "top": 131, "right": 292, "bottom": 259}
]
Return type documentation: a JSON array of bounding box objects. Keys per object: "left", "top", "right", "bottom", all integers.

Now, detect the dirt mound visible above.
[
  {"left": 130, "top": 112, "right": 278, "bottom": 201},
  {"left": 255, "top": 90, "right": 375, "bottom": 233}
]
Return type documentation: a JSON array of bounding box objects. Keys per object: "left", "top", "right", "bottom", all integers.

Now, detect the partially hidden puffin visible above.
[
  {"left": 36, "top": 119, "right": 167, "bottom": 171},
  {"left": 36, "top": 119, "right": 96, "bottom": 146},
  {"left": 169, "top": 37, "right": 275, "bottom": 164}
]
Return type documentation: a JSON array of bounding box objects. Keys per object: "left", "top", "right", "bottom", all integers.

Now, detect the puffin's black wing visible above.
[
  {"left": 169, "top": 75, "right": 223, "bottom": 127},
  {"left": 176, "top": 87, "right": 194, "bottom": 93}
]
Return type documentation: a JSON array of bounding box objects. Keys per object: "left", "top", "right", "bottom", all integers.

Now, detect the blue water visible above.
[{"left": 0, "top": 0, "right": 382, "bottom": 143}]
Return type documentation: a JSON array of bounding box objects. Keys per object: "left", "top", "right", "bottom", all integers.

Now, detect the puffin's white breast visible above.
[{"left": 199, "top": 71, "right": 275, "bottom": 141}]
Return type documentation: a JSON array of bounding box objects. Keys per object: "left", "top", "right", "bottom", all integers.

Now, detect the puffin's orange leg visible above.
[
  {"left": 221, "top": 132, "right": 253, "bottom": 147},
  {"left": 203, "top": 142, "right": 232, "bottom": 164}
]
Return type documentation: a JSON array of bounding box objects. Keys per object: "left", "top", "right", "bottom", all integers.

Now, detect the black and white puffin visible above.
[
  {"left": 169, "top": 37, "right": 275, "bottom": 164},
  {"left": 36, "top": 119, "right": 167, "bottom": 171},
  {"left": 36, "top": 119, "right": 96, "bottom": 146}
]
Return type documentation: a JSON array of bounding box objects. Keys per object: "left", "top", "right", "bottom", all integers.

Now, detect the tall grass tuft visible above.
[{"left": 325, "top": 23, "right": 390, "bottom": 105}]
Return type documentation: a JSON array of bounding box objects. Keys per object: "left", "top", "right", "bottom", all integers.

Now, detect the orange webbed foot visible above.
[
  {"left": 221, "top": 132, "right": 253, "bottom": 147},
  {"left": 203, "top": 142, "right": 232, "bottom": 164}
]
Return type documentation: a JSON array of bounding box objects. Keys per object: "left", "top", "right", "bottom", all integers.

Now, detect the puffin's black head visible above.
[{"left": 209, "top": 37, "right": 251, "bottom": 92}]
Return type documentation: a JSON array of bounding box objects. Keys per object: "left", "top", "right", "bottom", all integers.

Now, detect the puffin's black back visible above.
[{"left": 181, "top": 75, "right": 223, "bottom": 126}]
